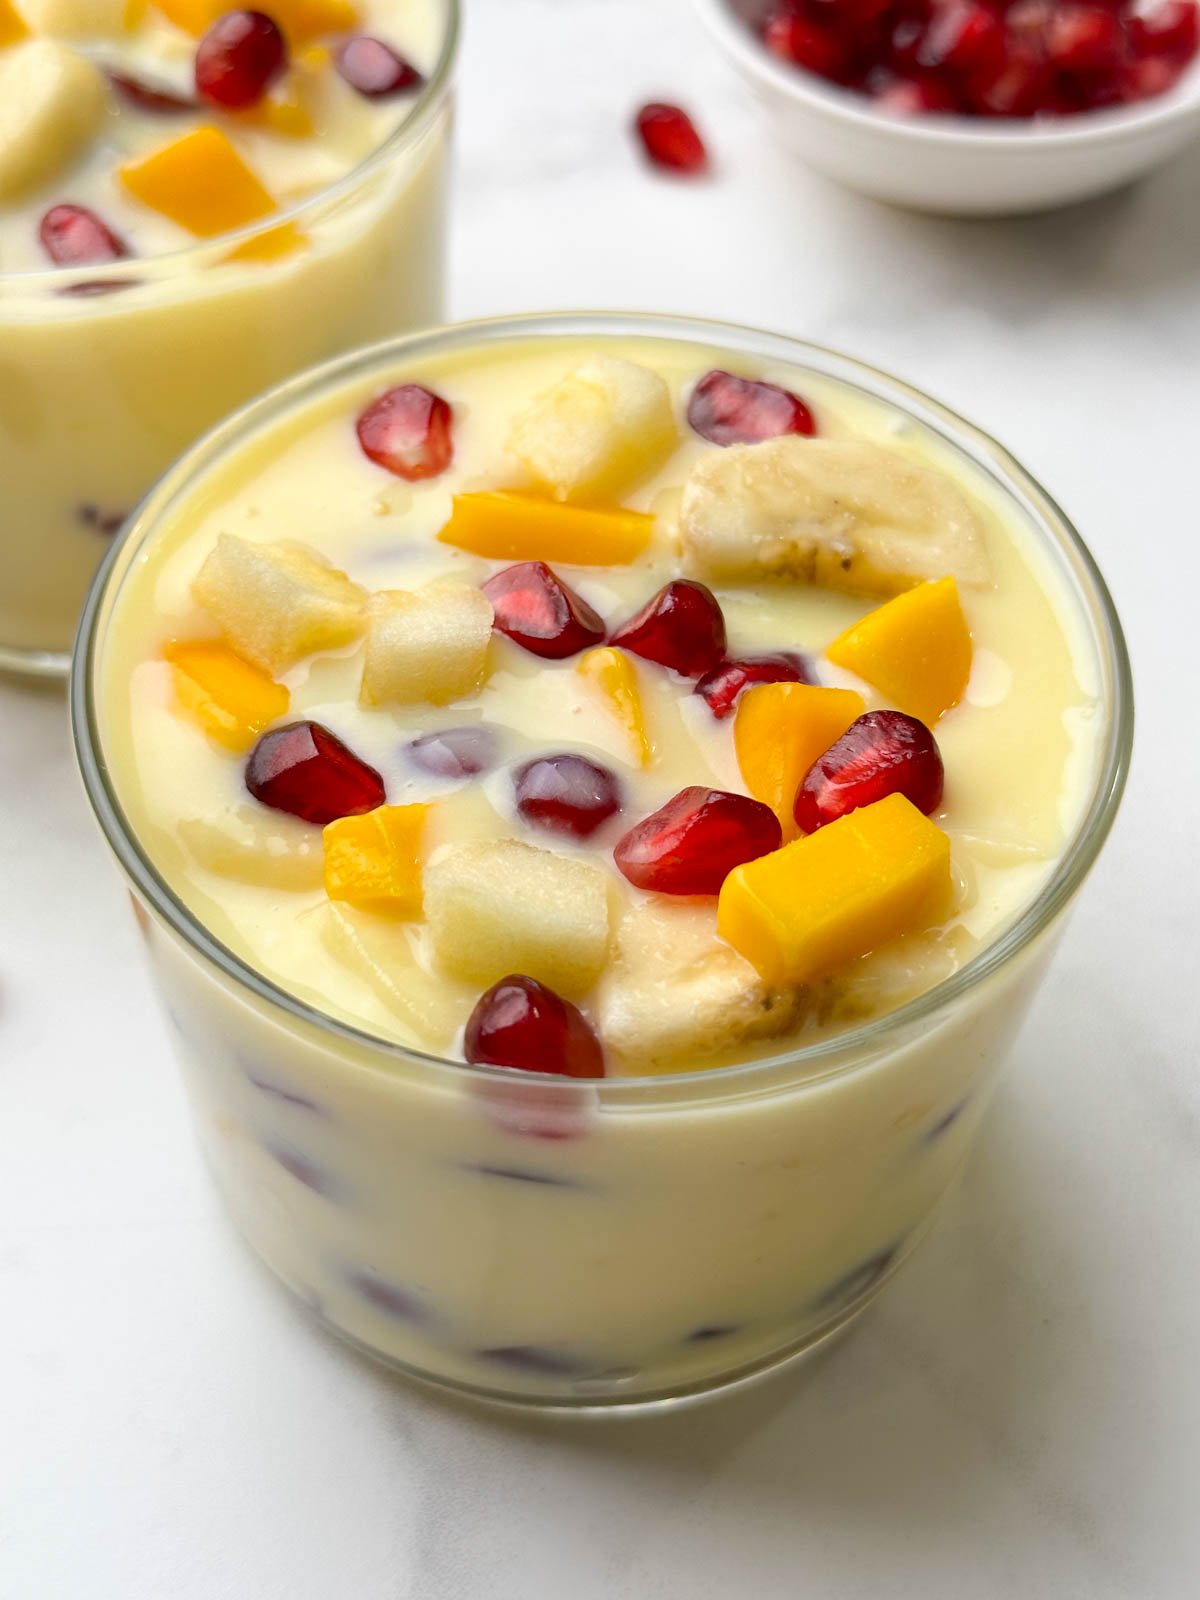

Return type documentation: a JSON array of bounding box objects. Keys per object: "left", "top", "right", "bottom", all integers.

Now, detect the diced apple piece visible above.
[
  {"left": 360, "top": 583, "right": 492, "bottom": 707},
  {"left": 819, "top": 926, "right": 975, "bottom": 1026},
  {"left": 119, "top": 126, "right": 279, "bottom": 238},
  {"left": 424, "top": 838, "right": 610, "bottom": 996},
  {"left": 507, "top": 356, "right": 677, "bottom": 502},
  {"left": 21, "top": 0, "right": 143, "bottom": 37},
  {"left": 152, "top": 0, "right": 355, "bottom": 39},
  {"left": 0, "top": 42, "right": 106, "bottom": 201},
  {"left": 734, "top": 682, "right": 865, "bottom": 827},
  {"left": 576, "top": 647, "right": 650, "bottom": 765},
  {"left": 191, "top": 535, "right": 366, "bottom": 676},
  {"left": 314, "top": 902, "right": 462, "bottom": 1049},
  {"left": 596, "top": 898, "right": 803, "bottom": 1072},
  {"left": 438, "top": 491, "right": 652, "bottom": 567},
  {"left": 718, "top": 793, "right": 951, "bottom": 986},
  {"left": 165, "top": 639, "right": 289, "bottom": 752},
  {"left": 178, "top": 805, "right": 325, "bottom": 890},
  {"left": 323, "top": 803, "right": 427, "bottom": 916},
  {"left": 0, "top": 0, "right": 29, "bottom": 45},
  {"left": 826, "top": 577, "right": 972, "bottom": 725}
]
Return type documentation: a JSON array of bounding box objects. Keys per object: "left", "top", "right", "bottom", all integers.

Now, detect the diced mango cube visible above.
[
  {"left": 119, "top": 126, "right": 278, "bottom": 238},
  {"left": 152, "top": 0, "right": 355, "bottom": 38},
  {"left": 0, "top": 0, "right": 29, "bottom": 46},
  {"left": 165, "top": 639, "right": 289, "bottom": 751},
  {"left": 826, "top": 577, "right": 972, "bottom": 725},
  {"left": 360, "top": 583, "right": 493, "bottom": 707},
  {"left": 734, "top": 682, "right": 865, "bottom": 827},
  {"left": 438, "top": 492, "right": 652, "bottom": 566},
  {"left": 21, "top": 0, "right": 144, "bottom": 36},
  {"left": 150, "top": 0, "right": 213, "bottom": 33},
  {"left": 234, "top": 69, "right": 316, "bottom": 139},
  {"left": 323, "top": 804, "right": 428, "bottom": 916},
  {"left": 717, "top": 793, "right": 951, "bottom": 987},
  {"left": 577, "top": 647, "right": 649, "bottom": 765}
]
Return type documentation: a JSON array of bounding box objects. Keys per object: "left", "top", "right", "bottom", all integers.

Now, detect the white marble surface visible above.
[{"left": 2, "top": 1, "right": 1199, "bottom": 1594}]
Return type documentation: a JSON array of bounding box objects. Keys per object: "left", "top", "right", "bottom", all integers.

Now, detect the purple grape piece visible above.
[
  {"left": 686, "top": 1324, "right": 741, "bottom": 1342},
  {"left": 78, "top": 503, "right": 128, "bottom": 535},
  {"left": 923, "top": 1100, "right": 968, "bottom": 1143},
  {"left": 405, "top": 725, "right": 496, "bottom": 779},
  {"left": 347, "top": 1269, "right": 428, "bottom": 1324},
  {"left": 264, "top": 1140, "right": 337, "bottom": 1198},
  {"left": 244, "top": 1067, "right": 326, "bottom": 1116},
  {"left": 466, "top": 1163, "right": 582, "bottom": 1189},
  {"left": 477, "top": 1345, "right": 590, "bottom": 1377},
  {"left": 813, "top": 1244, "right": 899, "bottom": 1312}
]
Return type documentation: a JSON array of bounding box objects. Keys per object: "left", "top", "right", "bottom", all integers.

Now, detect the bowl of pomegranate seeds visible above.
[{"left": 698, "top": 0, "right": 1200, "bottom": 211}]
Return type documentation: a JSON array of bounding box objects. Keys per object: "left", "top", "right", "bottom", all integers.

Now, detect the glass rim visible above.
[
  {"left": 70, "top": 310, "right": 1134, "bottom": 1099},
  {"left": 0, "top": 0, "right": 459, "bottom": 293}
]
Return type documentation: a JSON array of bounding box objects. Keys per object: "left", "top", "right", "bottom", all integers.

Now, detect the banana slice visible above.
[
  {"left": 679, "top": 435, "right": 991, "bottom": 597},
  {"left": 0, "top": 41, "right": 107, "bottom": 201}
]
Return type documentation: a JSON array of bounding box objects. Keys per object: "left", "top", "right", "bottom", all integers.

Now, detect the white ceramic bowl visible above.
[{"left": 696, "top": 0, "right": 1200, "bottom": 214}]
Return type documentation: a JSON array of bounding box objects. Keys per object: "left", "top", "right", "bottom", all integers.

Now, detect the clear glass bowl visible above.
[
  {"left": 0, "top": 0, "right": 458, "bottom": 679},
  {"left": 71, "top": 313, "right": 1133, "bottom": 1409}
]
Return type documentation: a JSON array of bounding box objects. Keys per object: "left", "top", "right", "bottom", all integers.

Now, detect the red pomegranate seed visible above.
[
  {"left": 465, "top": 975, "right": 605, "bottom": 1079},
  {"left": 1046, "top": 6, "right": 1122, "bottom": 73},
  {"left": 335, "top": 35, "right": 424, "bottom": 97},
  {"left": 195, "top": 11, "right": 287, "bottom": 111},
  {"left": 514, "top": 754, "right": 620, "bottom": 838},
  {"left": 695, "top": 652, "right": 813, "bottom": 719},
  {"left": 356, "top": 384, "right": 453, "bottom": 481},
  {"left": 609, "top": 580, "right": 726, "bottom": 679},
  {"left": 1128, "top": 0, "right": 1200, "bottom": 63},
  {"left": 614, "top": 787, "right": 782, "bottom": 895},
  {"left": 794, "top": 710, "right": 944, "bottom": 833},
  {"left": 108, "top": 70, "right": 196, "bottom": 112},
  {"left": 633, "top": 102, "right": 709, "bottom": 175},
  {"left": 687, "top": 370, "right": 817, "bottom": 447},
  {"left": 246, "top": 721, "right": 385, "bottom": 824},
  {"left": 763, "top": 11, "right": 852, "bottom": 79},
  {"left": 873, "top": 73, "right": 960, "bottom": 113},
  {"left": 916, "top": 2, "right": 1005, "bottom": 75},
  {"left": 39, "top": 205, "right": 129, "bottom": 267},
  {"left": 482, "top": 562, "right": 605, "bottom": 660},
  {"left": 404, "top": 726, "right": 495, "bottom": 779},
  {"left": 964, "top": 46, "right": 1051, "bottom": 116}
]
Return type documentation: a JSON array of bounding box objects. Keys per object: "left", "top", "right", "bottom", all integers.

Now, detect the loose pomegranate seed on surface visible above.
[
  {"left": 687, "top": 369, "right": 817, "bottom": 447},
  {"left": 482, "top": 562, "right": 606, "bottom": 659},
  {"left": 246, "top": 721, "right": 385, "bottom": 824},
  {"left": 195, "top": 10, "right": 287, "bottom": 111},
  {"left": 794, "top": 710, "right": 944, "bottom": 833},
  {"left": 513, "top": 754, "right": 621, "bottom": 838},
  {"left": 695, "top": 652, "right": 813, "bottom": 719},
  {"left": 405, "top": 725, "right": 496, "bottom": 779},
  {"left": 465, "top": 975, "right": 605, "bottom": 1079},
  {"left": 609, "top": 580, "right": 726, "bottom": 679},
  {"left": 634, "top": 102, "right": 709, "bottom": 175},
  {"left": 356, "top": 384, "right": 453, "bottom": 481},
  {"left": 39, "top": 205, "right": 129, "bottom": 267},
  {"left": 108, "top": 70, "right": 196, "bottom": 113},
  {"left": 614, "top": 787, "right": 782, "bottom": 895},
  {"left": 335, "top": 35, "right": 424, "bottom": 97}
]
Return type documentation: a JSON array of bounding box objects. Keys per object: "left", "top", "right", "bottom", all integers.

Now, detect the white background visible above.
[{"left": 3, "top": 1, "right": 1199, "bottom": 1595}]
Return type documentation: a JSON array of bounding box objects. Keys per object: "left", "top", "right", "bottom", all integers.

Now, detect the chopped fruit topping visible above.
[
  {"left": 119, "top": 126, "right": 278, "bottom": 237},
  {"left": 794, "top": 710, "right": 945, "bottom": 833},
  {"left": 322, "top": 803, "right": 427, "bottom": 915},
  {"left": 246, "top": 721, "right": 385, "bottom": 824},
  {"left": 234, "top": 71, "right": 316, "bottom": 137},
  {"left": 360, "top": 582, "right": 493, "bottom": 706},
  {"left": 195, "top": 10, "right": 286, "bottom": 110},
  {"left": 688, "top": 370, "right": 816, "bottom": 447},
  {"left": 718, "top": 793, "right": 952, "bottom": 987},
  {"left": 335, "top": 35, "right": 423, "bottom": 97},
  {"left": 0, "top": 0, "right": 28, "bottom": 46},
  {"left": 734, "top": 682, "right": 866, "bottom": 824},
  {"left": 614, "top": 787, "right": 782, "bottom": 895},
  {"left": 153, "top": 0, "right": 357, "bottom": 41},
  {"left": 695, "top": 651, "right": 812, "bottom": 720},
  {"left": 191, "top": 534, "right": 366, "bottom": 675},
  {"left": 38, "top": 204, "right": 129, "bottom": 267},
  {"left": 405, "top": 725, "right": 495, "bottom": 779},
  {"left": 318, "top": 900, "right": 461, "bottom": 1047},
  {"left": 356, "top": 384, "right": 453, "bottom": 482},
  {"left": 513, "top": 753, "right": 621, "bottom": 839},
  {"left": 482, "top": 562, "right": 606, "bottom": 660},
  {"left": 465, "top": 975, "right": 605, "bottom": 1079},
  {"left": 508, "top": 356, "right": 677, "bottom": 502},
  {"left": 576, "top": 647, "right": 650, "bottom": 765},
  {"left": 108, "top": 70, "right": 196, "bottom": 112},
  {"left": 165, "top": 639, "right": 289, "bottom": 751},
  {"left": 680, "top": 435, "right": 990, "bottom": 595},
  {"left": 21, "top": 0, "right": 143, "bottom": 36},
  {"left": 179, "top": 807, "right": 324, "bottom": 889},
  {"left": 609, "top": 580, "right": 726, "bottom": 678},
  {"left": 633, "top": 102, "right": 708, "bottom": 175},
  {"left": 0, "top": 42, "right": 106, "bottom": 203},
  {"left": 425, "top": 838, "right": 610, "bottom": 995},
  {"left": 826, "top": 576, "right": 972, "bottom": 725},
  {"left": 439, "top": 492, "right": 653, "bottom": 567}
]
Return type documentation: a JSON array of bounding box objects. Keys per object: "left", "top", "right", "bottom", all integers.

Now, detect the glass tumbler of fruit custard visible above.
[
  {"left": 72, "top": 313, "right": 1131, "bottom": 1409},
  {"left": 0, "top": 0, "right": 457, "bottom": 677}
]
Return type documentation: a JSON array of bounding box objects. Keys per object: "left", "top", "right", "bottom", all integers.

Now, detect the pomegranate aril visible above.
[
  {"left": 695, "top": 652, "right": 813, "bottom": 720},
  {"left": 465, "top": 975, "right": 605, "bottom": 1079},
  {"left": 1128, "top": 0, "right": 1199, "bottom": 63},
  {"left": 873, "top": 73, "right": 960, "bottom": 113},
  {"left": 513, "top": 754, "right": 620, "bottom": 839},
  {"left": 246, "top": 721, "right": 385, "bottom": 824},
  {"left": 404, "top": 725, "right": 495, "bottom": 779},
  {"left": 794, "top": 709, "right": 944, "bottom": 833},
  {"left": 108, "top": 70, "right": 196, "bottom": 113},
  {"left": 609, "top": 580, "right": 726, "bottom": 679},
  {"left": 195, "top": 10, "right": 287, "bottom": 111},
  {"left": 1046, "top": 6, "right": 1122, "bottom": 73},
  {"left": 763, "top": 10, "right": 852, "bottom": 79},
  {"left": 687, "top": 369, "right": 816, "bottom": 447},
  {"left": 633, "top": 102, "right": 708, "bottom": 175},
  {"left": 356, "top": 384, "right": 453, "bottom": 481},
  {"left": 39, "top": 205, "right": 129, "bottom": 267},
  {"left": 916, "top": 3, "right": 1005, "bottom": 75},
  {"left": 482, "top": 562, "right": 605, "bottom": 659},
  {"left": 335, "top": 35, "right": 423, "bottom": 97},
  {"left": 614, "top": 787, "right": 782, "bottom": 896}
]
